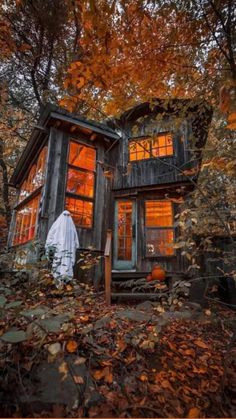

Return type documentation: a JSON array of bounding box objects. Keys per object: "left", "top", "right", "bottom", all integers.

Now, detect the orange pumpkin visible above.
[{"left": 151, "top": 264, "right": 166, "bottom": 281}]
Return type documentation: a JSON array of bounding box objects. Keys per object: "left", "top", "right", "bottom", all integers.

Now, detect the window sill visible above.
[
  {"left": 11, "top": 237, "right": 36, "bottom": 248},
  {"left": 129, "top": 155, "right": 174, "bottom": 163}
]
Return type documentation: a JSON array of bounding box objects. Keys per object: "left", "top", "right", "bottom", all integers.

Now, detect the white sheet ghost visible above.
[{"left": 45, "top": 210, "right": 79, "bottom": 285}]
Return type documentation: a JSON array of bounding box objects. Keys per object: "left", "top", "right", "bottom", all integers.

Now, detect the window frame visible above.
[
  {"left": 129, "top": 132, "right": 174, "bottom": 163},
  {"left": 144, "top": 199, "right": 175, "bottom": 258},
  {"left": 65, "top": 139, "right": 97, "bottom": 230},
  {"left": 12, "top": 144, "right": 48, "bottom": 246}
]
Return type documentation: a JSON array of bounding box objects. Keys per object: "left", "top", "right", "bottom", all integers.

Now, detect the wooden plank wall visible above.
[
  {"left": 38, "top": 127, "right": 68, "bottom": 242},
  {"left": 112, "top": 116, "right": 194, "bottom": 190}
]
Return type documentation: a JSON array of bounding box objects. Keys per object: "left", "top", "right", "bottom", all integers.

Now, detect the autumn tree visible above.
[
  {"left": 61, "top": 0, "right": 235, "bottom": 275},
  {"left": 62, "top": 0, "right": 235, "bottom": 115},
  {"left": 0, "top": 0, "right": 82, "bottom": 239}
]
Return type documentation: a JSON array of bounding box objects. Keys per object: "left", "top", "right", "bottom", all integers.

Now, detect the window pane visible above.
[
  {"left": 65, "top": 197, "right": 93, "bottom": 228},
  {"left": 145, "top": 201, "right": 173, "bottom": 227},
  {"left": 34, "top": 146, "right": 48, "bottom": 189},
  {"left": 117, "top": 201, "right": 132, "bottom": 260},
  {"left": 152, "top": 134, "right": 173, "bottom": 157},
  {"left": 13, "top": 195, "right": 40, "bottom": 245},
  {"left": 146, "top": 229, "right": 174, "bottom": 256},
  {"left": 69, "top": 142, "right": 96, "bottom": 171},
  {"left": 129, "top": 134, "right": 173, "bottom": 161},
  {"left": 19, "top": 146, "right": 48, "bottom": 203},
  {"left": 129, "top": 139, "right": 150, "bottom": 161},
  {"left": 67, "top": 169, "right": 94, "bottom": 197}
]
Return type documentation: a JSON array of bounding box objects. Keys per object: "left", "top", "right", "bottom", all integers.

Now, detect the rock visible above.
[
  {"left": 94, "top": 315, "right": 111, "bottom": 330},
  {"left": 136, "top": 301, "right": 154, "bottom": 311},
  {"left": 21, "top": 306, "right": 49, "bottom": 318},
  {"left": 162, "top": 311, "right": 193, "bottom": 320},
  {"left": 115, "top": 309, "right": 152, "bottom": 322},
  {"left": 19, "top": 355, "right": 97, "bottom": 410},
  {"left": 39, "top": 314, "right": 73, "bottom": 333},
  {"left": 182, "top": 302, "right": 202, "bottom": 311}
]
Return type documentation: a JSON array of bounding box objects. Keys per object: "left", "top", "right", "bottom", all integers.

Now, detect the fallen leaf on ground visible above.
[
  {"left": 66, "top": 340, "right": 78, "bottom": 353},
  {"left": 194, "top": 340, "right": 208, "bottom": 349},
  {"left": 187, "top": 407, "right": 201, "bottom": 417}
]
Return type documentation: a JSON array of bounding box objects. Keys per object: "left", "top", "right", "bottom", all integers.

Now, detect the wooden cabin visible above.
[{"left": 8, "top": 100, "right": 212, "bottom": 296}]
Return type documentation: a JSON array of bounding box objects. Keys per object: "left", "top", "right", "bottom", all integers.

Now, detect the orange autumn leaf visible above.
[
  {"left": 192, "top": 366, "right": 207, "bottom": 374},
  {"left": 93, "top": 369, "right": 105, "bottom": 380},
  {"left": 161, "top": 379, "right": 175, "bottom": 391},
  {"left": 80, "top": 315, "right": 90, "bottom": 322},
  {"left": 76, "top": 76, "right": 85, "bottom": 89},
  {"left": 187, "top": 407, "right": 201, "bottom": 418},
  {"left": 109, "top": 320, "right": 117, "bottom": 329},
  {"left": 66, "top": 340, "right": 78, "bottom": 353},
  {"left": 168, "top": 340, "right": 176, "bottom": 351},
  {"left": 93, "top": 367, "right": 113, "bottom": 383},
  {"left": 185, "top": 348, "right": 196, "bottom": 357},
  {"left": 139, "top": 372, "right": 148, "bottom": 382},
  {"left": 194, "top": 340, "right": 208, "bottom": 349},
  {"left": 116, "top": 339, "right": 127, "bottom": 352},
  {"left": 104, "top": 367, "right": 113, "bottom": 384}
]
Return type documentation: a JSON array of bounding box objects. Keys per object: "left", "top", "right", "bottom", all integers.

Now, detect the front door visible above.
[{"left": 113, "top": 199, "right": 136, "bottom": 270}]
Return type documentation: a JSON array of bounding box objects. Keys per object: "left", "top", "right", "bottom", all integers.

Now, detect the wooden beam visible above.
[
  {"left": 70, "top": 125, "right": 77, "bottom": 133},
  {"left": 105, "top": 229, "right": 112, "bottom": 305},
  {"left": 54, "top": 120, "right": 61, "bottom": 128}
]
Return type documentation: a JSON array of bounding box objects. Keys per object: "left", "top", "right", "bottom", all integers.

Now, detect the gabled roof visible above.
[
  {"left": 116, "top": 98, "right": 213, "bottom": 149},
  {"left": 11, "top": 103, "right": 120, "bottom": 186},
  {"left": 118, "top": 98, "right": 212, "bottom": 122},
  {"left": 11, "top": 99, "right": 212, "bottom": 186}
]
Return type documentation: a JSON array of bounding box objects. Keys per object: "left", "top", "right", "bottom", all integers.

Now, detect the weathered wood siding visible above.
[
  {"left": 38, "top": 127, "right": 68, "bottom": 242},
  {"left": 112, "top": 115, "right": 195, "bottom": 190},
  {"left": 38, "top": 128, "right": 109, "bottom": 253}
]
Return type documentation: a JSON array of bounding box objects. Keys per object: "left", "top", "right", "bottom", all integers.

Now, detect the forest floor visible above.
[{"left": 0, "top": 271, "right": 236, "bottom": 418}]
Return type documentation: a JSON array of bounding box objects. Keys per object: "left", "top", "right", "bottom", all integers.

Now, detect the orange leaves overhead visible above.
[{"left": 61, "top": 0, "right": 209, "bottom": 116}]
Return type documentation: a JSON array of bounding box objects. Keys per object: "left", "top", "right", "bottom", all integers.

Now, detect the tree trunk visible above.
[{"left": 0, "top": 158, "right": 11, "bottom": 228}]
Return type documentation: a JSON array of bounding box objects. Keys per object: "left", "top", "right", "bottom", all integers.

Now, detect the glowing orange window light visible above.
[
  {"left": 67, "top": 168, "right": 94, "bottom": 198},
  {"left": 129, "top": 133, "right": 173, "bottom": 161},
  {"left": 68, "top": 142, "right": 96, "bottom": 171},
  {"left": 18, "top": 146, "right": 48, "bottom": 203},
  {"left": 14, "top": 146, "right": 48, "bottom": 245},
  {"left": 65, "top": 197, "right": 93, "bottom": 228},
  {"left": 145, "top": 200, "right": 174, "bottom": 256},
  {"left": 145, "top": 201, "right": 173, "bottom": 227},
  {"left": 66, "top": 141, "right": 96, "bottom": 228},
  {"left": 13, "top": 195, "right": 40, "bottom": 245}
]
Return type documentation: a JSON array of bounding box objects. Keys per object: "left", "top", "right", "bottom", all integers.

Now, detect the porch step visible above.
[
  {"left": 111, "top": 271, "right": 187, "bottom": 298},
  {"left": 112, "top": 271, "right": 185, "bottom": 282},
  {"left": 112, "top": 271, "right": 149, "bottom": 281}
]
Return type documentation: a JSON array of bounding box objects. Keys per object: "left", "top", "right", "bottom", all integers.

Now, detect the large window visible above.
[
  {"left": 129, "top": 133, "right": 173, "bottom": 162},
  {"left": 145, "top": 201, "right": 174, "bottom": 256},
  {"left": 65, "top": 141, "right": 96, "bottom": 228},
  {"left": 13, "top": 146, "right": 48, "bottom": 245}
]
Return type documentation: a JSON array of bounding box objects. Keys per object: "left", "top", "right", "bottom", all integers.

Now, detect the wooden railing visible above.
[{"left": 104, "top": 229, "right": 112, "bottom": 305}]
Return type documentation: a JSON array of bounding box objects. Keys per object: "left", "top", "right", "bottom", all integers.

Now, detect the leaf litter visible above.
[{"left": 0, "top": 273, "right": 236, "bottom": 418}]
